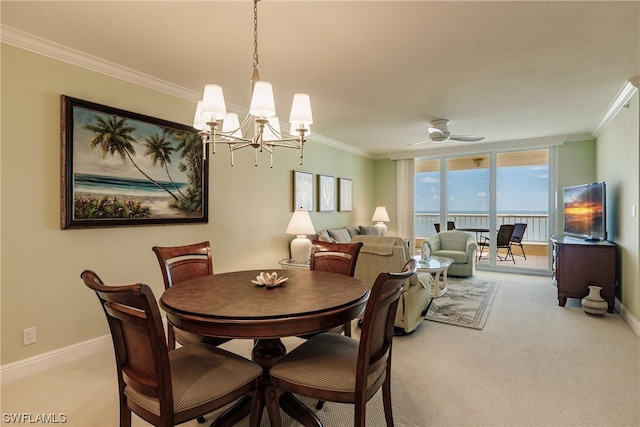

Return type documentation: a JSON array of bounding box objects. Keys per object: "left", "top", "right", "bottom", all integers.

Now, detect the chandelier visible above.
[{"left": 193, "top": 0, "right": 313, "bottom": 167}]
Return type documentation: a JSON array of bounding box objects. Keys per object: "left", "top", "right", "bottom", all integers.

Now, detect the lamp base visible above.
[
  {"left": 290, "top": 235, "right": 311, "bottom": 263},
  {"left": 374, "top": 222, "right": 388, "bottom": 236}
]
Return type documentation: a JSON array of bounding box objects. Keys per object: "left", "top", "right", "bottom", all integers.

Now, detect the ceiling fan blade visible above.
[
  {"left": 449, "top": 135, "right": 485, "bottom": 142},
  {"left": 406, "top": 139, "right": 431, "bottom": 146}
]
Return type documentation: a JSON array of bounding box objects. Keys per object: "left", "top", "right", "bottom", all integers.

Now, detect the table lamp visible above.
[
  {"left": 372, "top": 206, "right": 390, "bottom": 236},
  {"left": 285, "top": 209, "right": 316, "bottom": 263}
]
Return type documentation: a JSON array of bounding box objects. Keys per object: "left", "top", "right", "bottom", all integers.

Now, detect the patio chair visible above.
[
  {"left": 434, "top": 221, "right": 456, "bottom": 233},
  {"left": 510, "top": 223, "right": 528, "bottom": 259},
  {"left": 478, "top": 224, "right": 516, "bottom": 263}
]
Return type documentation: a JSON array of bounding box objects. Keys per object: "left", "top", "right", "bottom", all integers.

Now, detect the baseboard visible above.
[
  {"left": 616, "top": 298, "right": 640, "bottom": 336},
  {"left": 0, "top": 335, "right": 111, "bottom": 385}
]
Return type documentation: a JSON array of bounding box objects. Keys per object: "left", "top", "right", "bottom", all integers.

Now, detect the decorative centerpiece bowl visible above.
[{"left": 251, "top": 272, "right": 288, "bottom": 288}]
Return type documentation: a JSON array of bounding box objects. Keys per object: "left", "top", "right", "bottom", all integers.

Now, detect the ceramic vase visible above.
[{"left": 581, "top": 285, "right": 608, "bottom": 316}]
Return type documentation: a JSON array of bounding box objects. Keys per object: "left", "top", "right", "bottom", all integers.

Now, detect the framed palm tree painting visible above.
[{"left": 61, "top": 96, "right": 208, "bottom": 229}]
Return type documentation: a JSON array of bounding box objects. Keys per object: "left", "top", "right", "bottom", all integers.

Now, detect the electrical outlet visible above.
[{"left": 23, "top": 327, "right": 36, "bottom": 345}]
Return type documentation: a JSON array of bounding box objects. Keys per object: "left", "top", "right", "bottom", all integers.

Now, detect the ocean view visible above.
[{"left": 74, "top": 173, "right": 186, "bottom": 198}]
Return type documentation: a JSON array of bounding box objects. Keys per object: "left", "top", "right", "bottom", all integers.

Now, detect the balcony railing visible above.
[{"left": 415, "top": 213, "right": 549, "bottom": 242}]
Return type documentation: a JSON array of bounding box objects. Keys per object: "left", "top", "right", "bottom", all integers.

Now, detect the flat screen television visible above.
[{"left": 563, "top": 182, "right": 607, "bottom": 241}]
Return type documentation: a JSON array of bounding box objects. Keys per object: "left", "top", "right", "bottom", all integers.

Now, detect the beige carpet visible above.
[
  {"left": 425, "top": 277, "right": 499, "bottom": 329},
  {"left": 2, "top": 270, "right": 639, "bottom": 426}
]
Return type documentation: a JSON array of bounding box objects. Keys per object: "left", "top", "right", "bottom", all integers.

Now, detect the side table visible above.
[
  {"left": 278, "top": 259, "right": 310, "bottom": 270},
  {"left": 414, "top": 255, "right": 454, "bottom": 298}
]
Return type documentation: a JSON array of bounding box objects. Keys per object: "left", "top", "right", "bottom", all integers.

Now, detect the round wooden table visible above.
[{"left": 160, "top": 269, "right": 369, "bottom": 427}]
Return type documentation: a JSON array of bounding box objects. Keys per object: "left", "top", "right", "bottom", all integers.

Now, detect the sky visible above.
[
  {"left": 415, "top": 164, "right": 549, "bottom": 213},
  {"left": 72, "top": 106, "right": 191, "bottom": 183}
]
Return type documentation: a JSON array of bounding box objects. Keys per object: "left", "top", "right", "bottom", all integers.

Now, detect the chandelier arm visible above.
[
  {"left": 194, "top": 0, "right": 312, "bottom": 167},
  {"left": 218, "top": 134, "right": 253, "bottom": 145}
]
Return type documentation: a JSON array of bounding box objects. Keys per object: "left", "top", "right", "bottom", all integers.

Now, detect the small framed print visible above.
[
  {"left": 339, "top": 178, "right": 353, "bottom": 212},
  {"left": 318, "top": 175, "right": 335, "bottom": 212},
  {"left": 293, "top": 170, "right": 313, "bottom": 211}
]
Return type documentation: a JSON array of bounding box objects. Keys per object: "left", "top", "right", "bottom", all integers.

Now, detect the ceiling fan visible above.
[{"left": 408, "top": 119, "right": 485, "bottom": 145}]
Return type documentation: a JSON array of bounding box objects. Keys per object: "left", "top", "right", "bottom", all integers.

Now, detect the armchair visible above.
[
  {"left": 425, "top": 230, "right": 477, "bottom": 277},
  {"left": 351, "top": 235, "right": 432, "bottom": 334}
]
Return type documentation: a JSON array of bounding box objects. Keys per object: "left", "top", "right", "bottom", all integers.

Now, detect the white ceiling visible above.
[{"left": 2, "top": 1, "right": 639, "bottom": 159}]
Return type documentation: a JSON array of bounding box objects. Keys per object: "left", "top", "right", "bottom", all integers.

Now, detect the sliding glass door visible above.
[{"left": 415, "top": 149, "right": 550, "bottom": 272}]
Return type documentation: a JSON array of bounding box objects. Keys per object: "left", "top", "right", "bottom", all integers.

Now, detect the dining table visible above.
[{"left": 160, "top": 268, "right": 369, "bottom": 427}]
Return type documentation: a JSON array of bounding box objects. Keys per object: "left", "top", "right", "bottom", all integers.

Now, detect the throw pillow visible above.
[
  {"left": 317, "top": 230, "right": 333, "bottom": 242},
  {"left": 346, "top": 226, "right": 361, "bottom": 238},
  {"left": 359, "top": 225, "right": 380, "bottom": 235},
  {"left": 328, "top": 228, "right": 352, "bottom": 243}
]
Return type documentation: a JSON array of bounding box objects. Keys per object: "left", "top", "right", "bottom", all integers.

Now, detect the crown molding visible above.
[
  {"left": 2, "top": 25, "right": 371, "bottom": 158},
  {"left": 592, "top": 80, "right": 639, "bottom": 137}
]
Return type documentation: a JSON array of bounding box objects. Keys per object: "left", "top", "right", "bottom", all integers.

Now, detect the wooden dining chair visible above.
[
  {"left": 265, "top": 259, "right": 417, "bottom": 427},
  {"left": 306, "top": 240, "right": 363, "bottom": 338},
  {"left": 152, "top": 241, "right": 229, "bottom": 349},
  {"left": 81, "top": 270, "right": 262, "bottom": 427}
]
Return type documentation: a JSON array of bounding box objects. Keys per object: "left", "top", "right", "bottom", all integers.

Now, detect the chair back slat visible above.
[
  {"left": 357, "top": 259, "right": 417, "bottom": 396},
  {"left": 152, "top": 241, "right": 213, "bottom": 289},
  {"left": 310, "top": 241, "right": 363, "bottom": 277},
  {"left": 81, "top": 270, "right": 172, "bottom": 410}
]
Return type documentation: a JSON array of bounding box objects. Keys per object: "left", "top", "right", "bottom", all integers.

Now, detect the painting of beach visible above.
[{"left": 62, "top": 96, "right": 207, "bottom": 228}]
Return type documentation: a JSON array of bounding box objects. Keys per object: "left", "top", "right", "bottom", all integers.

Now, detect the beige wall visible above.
[
  {"left": 596, "top": 92, "right": 639, "bottom": 320},
  {"left": 0, "top": 45, "right": 377, "bottom": 364}
]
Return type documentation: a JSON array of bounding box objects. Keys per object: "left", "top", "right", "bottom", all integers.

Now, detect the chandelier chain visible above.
[{"left": 253, "top": 0, "right": 259, "bottom": 70}]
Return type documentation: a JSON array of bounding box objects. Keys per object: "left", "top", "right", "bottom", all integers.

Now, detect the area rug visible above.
[{"left": 425, "top": 277, "right": 499, "bottom": 329}]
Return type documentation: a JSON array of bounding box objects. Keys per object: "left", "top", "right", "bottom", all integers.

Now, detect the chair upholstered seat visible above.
[
  {"left": 124, "top": 343, "right": 262, "bottom": 416},
  {"left": 269, "top": 333, "right": 386, "bottom": 396},
  {"left": 425, "top": 230, "right": 477, "bottom": 277},
  {"left": 81, "top": 269, "right": 262, "bottom": 427},
  {"left": 265, "top": 260, "right": 417, "bottom": 427}
]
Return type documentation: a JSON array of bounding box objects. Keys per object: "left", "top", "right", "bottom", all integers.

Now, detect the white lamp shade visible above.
[
  {"left": 249, "top": 81, "right": 276, "bottom": 118},
  {"left": 193, "top": 100, "right": 208, "bottom": 131},
  {"left": 372, "top": 206, "right": 390, "bottom": 222},
  {"left": 372, "top": 206, "right": 390, "bottom": 236},
  {"left": 221, "top": 113, "right": 242, "bottom": 138},
  {"left": 201, "top": 84, "right": 227, "bottom": 121},
  {"left": 289, "top": 93, "right": 313, "bottom": 125},
  {"left": 285, "top": 209, "right": 315, "bottom": 263},
  {"left": 262, "top": 116, "right": 282, "bottom": 141},
  {"left": 285, "top": 210, "right": 316, "bottom": 235}
]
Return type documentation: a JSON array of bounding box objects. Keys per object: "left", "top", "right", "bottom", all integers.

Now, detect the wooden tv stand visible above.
[{"left": 549, "top": 236, "right": 616, "bottom": 313}]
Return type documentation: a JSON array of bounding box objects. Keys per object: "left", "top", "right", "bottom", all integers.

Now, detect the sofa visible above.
[
  {"left": 350, "top": 235, "right": 432, "bottom": 334},
  {"left": 313, "top": 225, "right": 380, "bottom": 243},
  {"left": 424, "top": 230, "right": 478, "bottom": 277}
]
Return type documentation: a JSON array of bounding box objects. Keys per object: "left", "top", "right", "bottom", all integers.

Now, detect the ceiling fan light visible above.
[
  {"left": 249, "top": 81, "right": 276, "bottom": 118},
  {"left": 201, "top": 84, "right": 227, "bottom": 121}
]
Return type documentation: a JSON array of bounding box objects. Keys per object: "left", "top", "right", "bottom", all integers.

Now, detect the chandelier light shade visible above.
[
  {"left": 285, "top": 209, "right": 316, "bottom": 263},
  {"left": 372, "top": 206, "right": 390, "bottom": 236},
  {"left": 194, "top": 0, "right": 313, "bottom": 167}
]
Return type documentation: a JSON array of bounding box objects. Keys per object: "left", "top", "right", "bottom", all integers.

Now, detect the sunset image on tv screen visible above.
[{"left": 564, "top": 185, "right": 603, "bottom": 237}]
